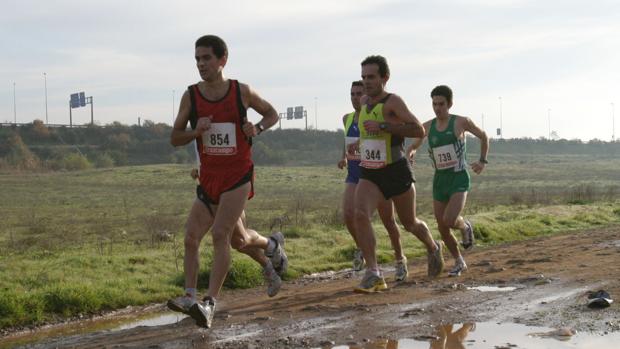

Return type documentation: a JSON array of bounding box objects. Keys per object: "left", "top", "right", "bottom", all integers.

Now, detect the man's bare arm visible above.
[
  {"left": 170, "top": 91, "right": 201, "bottom": 146},
  {"left": 241, "top": 83, "right": 279, "bottom": 137}
]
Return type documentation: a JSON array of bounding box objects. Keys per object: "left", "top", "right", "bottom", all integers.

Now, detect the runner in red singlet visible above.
[{"left": 167, "top": 35, "right": 288, "bottom": 329}]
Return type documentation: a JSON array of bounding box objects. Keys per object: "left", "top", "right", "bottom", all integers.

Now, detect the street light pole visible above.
[
  {"left": 314, "top": 97, "right": 318, "bottom": 130},
  {"left": 13, "top": 82, "right": 16, "bottom": 124},
  {"left": 44, "top": 72, "right": 48, "bottom": 124},
  {"left": 548, "top": 108, "right": 551, "bottom": 140},
  {"left": 499, "top": 96, "right": 503, "bottom": 139},
  {"left": 612, "top": 102, "right": 615, "bottom": 142}
]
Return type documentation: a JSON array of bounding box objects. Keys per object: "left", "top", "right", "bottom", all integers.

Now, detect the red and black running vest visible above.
[{"left": 188, "top": 80, "right": 253, "bottom": 190}]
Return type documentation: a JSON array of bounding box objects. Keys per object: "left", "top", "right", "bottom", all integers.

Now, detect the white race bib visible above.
[
  {"left": 345, "top": 136, "right": 361, "bottom": 161},
  {"left": 202, "top": 122, "right": 237, "bottom": 155},
  {"left": 432, "top": 144, "right": 457, "bottom": 169},
  {"left": 360, "top": 139, "right": 387, "bottom": 169}
]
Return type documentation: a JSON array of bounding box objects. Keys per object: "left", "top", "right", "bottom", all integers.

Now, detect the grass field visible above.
[{"left": 1, "top": 154, "right": 619, "bottom": 329}]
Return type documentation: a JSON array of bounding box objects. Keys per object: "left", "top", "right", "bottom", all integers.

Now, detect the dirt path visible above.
[{"left": 4, "top": 226, "right": 620, "bottom": 348}]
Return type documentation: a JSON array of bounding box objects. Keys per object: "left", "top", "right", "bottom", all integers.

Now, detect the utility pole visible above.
[
  {"left": 44, "top": 73, "right": 48, "bottom": 124},
  {"left": 314, "top": 97, "right": 318, "bottom": 130},
  {"left": 612, "top": 102, "right": 615, "bottom": 142},
  {"left": 498, "top": 96, "right": 503, "bottom": 139},
  {"left": 548, "top": 108, "right": 551, "bottom": 140},
  {"left": 13, "top": 82, "right": 16, "bottom": 124}
]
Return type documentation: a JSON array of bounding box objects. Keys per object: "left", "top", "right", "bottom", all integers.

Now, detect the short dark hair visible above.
[
  {"left": 431, "top": 85, "right": 453, "bottom": 104},
  {"left": 351, "top": 80, "right": 363, "bottom": 87},
  {"left": 195, "top": 35, "right": 228, "bottom": 59},
  {"left": 361, "top": 55, "right": 390, "bottom": 78}
]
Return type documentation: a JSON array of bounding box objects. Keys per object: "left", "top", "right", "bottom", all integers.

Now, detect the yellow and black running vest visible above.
[{"left": 358, "top": 94, "right": 405, "bottom": 169}]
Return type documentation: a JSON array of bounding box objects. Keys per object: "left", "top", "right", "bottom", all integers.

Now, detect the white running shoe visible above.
[
  {"left": 263, "top": 261, "right": 282, "bottom": 297},
  {"left": 395, "top": 257, "right": 408, "bottom": 282},
  {"left": 352, "top": 249, "right": 365, "bottom": 271}
]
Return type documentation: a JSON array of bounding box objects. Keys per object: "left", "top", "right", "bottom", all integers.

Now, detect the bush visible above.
[
  {"left": 94, "top": 153, "right": 115, "bottom": 168},
  {"left": 62, "top": 153, "right": 93, "bottom": 171}
]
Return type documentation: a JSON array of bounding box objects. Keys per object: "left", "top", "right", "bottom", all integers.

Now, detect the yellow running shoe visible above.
[{"left": 354, "top": 271, "right": 388, "bottom": 293}]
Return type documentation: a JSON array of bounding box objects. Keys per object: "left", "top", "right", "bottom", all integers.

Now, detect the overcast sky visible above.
[{"left": 2, "top": 0, "right": 619, "bottom": 141}]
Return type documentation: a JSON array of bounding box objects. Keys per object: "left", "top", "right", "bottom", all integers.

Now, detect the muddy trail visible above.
[{"left": 2, "top": 226, "right": 620, "bottom": 348}]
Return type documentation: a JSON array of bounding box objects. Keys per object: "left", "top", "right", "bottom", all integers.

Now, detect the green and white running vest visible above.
[{"left": 428, "top": 114, "right": 467, "bottom": 172}]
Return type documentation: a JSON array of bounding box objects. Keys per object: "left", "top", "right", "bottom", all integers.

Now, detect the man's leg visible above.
[
  {"left": 391, "top": 185, "right": 444, "bottom": 278},
  {"left": 167, "top": 198, "right": 213, "bottom": 314},
  {"left": 229, "top": 213, "right": 283, "bottom": 297},
  {"left": 434, "top": 200, "right": 459, "bottom": 260},
  {"left": 343, "top": 183, "right": 364, "bottom": 270},
  {"left": 354, "top": 179, "right": 383, "bottom": 271},
  {"left": 378, "top": 199, "right": 407, "bottom": 281},
  {"left": 439, "top": 192, "right": 469, "bottom": 276},
  {"left": 377, "top": 200, "right": 404, "bottom": 261},
  {"left": 206, "top": 182, "right": 251, "bottom": 300},
  {"left": 343, "top": 183, "right": 360, "bottom": 246},
  {"left": 353, "top": 179, "right": 388, "bottom": 292}
]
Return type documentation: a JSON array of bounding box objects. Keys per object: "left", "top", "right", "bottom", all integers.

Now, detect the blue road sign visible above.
[{"left": 70, "top": 93, "right": 80, "bottom": 108}]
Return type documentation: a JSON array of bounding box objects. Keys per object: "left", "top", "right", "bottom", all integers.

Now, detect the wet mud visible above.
[{"left": 2, "top": 226, "right": 619, "bottom": 348}]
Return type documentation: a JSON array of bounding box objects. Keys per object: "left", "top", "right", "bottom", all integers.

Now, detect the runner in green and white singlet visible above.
[
  {"left": 408, "top": 85, "right": 489, "bottom": 277},
  {"left": 348, "top": 56, "right": 445, "bottom": 293}
]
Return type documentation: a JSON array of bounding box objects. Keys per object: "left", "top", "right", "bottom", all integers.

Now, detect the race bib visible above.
[
  {"left": 202, "top": 122, "right": 237, "bottom": 155},
  {"left": 345, "top": 136, "right": 361, "bottom": 161},
  {"left": 360, "top": 139, "right": 387, "bottom": 169},
  {"left": 432, "top": 144, "right": 457, "bottom": 169}
]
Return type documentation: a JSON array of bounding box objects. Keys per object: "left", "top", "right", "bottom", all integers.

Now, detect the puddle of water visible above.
[
  {"left": 0, "top": 311, "right": 186, "bottom": 348},
  {"left": 468, "top": 285, "right": 517, "bottom": 292},
  {"left": 322, "top": 322, "right": 620, "bottom": 349}
]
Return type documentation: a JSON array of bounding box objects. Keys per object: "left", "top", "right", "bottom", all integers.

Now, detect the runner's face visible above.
[
  {"left": 361, "top": 64, "right": 387, "bottom": 98},
  {"left": 195, "top": 46, "right": 226, "bottom": 81},
  {"left": 350, "top": 85, "right": 364, "bottom": 111},
  {"left": 432, "top": 95, "right": 452, "bottom": 118}
]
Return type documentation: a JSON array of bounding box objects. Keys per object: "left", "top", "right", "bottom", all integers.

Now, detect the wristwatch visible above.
[
  {"left": 479, "top": 158, "right": 489, "bottom": 164},
  {"left": 379, "top": 123, "right": 387, "bottom": 131},
  {"left": 256, "top": 123, "right": 265, "bottom": 135}
]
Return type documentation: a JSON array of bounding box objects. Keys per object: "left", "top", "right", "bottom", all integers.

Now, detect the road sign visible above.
[{"left": 294, "top": 106, "right": 303, "bottom": 119}]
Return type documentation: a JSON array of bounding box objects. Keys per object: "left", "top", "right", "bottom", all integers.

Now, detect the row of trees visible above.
[{"left": 1, "top": 120, "right": 619, "bottom": 171}]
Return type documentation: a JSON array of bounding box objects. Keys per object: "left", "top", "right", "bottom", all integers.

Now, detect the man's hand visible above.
[
  {"left": 337, "top": 158, "right": 347, "bottom": 169},
  {"left": 347, "top": 141, "right": 359, "bottom": 156},
  {"left": 195, "top": 116, "right": 212, "bottom": 136},
  {"left": 470, "top": 161, "right": 486, "bottom": 174},
  {"left": 190, "top": 168, "right": 199, "bottom": 180},
  {"left": 407, "top": 148, "right": 417, "bottom": 167},
  {"left": 363, "top": 120, "right": 381, "bottom": 134},
  {"left": 242, "top": 122, "right": 258, "bottom": 137}
]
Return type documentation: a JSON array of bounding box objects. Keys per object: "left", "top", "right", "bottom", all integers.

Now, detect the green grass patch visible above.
[{"left": 1, "top": 157, "right": 620, "bottom": 329}]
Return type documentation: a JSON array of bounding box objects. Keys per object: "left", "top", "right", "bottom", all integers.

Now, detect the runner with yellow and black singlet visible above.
[
  {"left": 338, "top": 81, "right": 408, "bottom": 282},
  {"left": 348, "top": 55, "right": 445, "bottom": 293},
  {"left": 408, "top": 85, "right": 489, "bottom": 277}
]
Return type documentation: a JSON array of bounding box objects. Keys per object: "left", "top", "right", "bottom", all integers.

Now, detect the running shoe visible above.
[
  {"left": 394, "top": 256, "right": 408, "bottom": 282},
  {"left": 263, "top": 261, "right": 282, "bottom": 297},
  {"left": 266, "top": 232, "right": 288, "bottom": 276},
  {"left": 352, "top": 249, "right": 365, "bottom": 271},
  {"left": 354, "top": 270, "right": 388, "bottom": 293},
  {"left": 427, "top": 240, "right": 445, "bottom": 278},
  {"left": 167, "top": 294, "right": 195, "bottom": 315},
  {"left": 461, "top": 220, "right": 475, "bottom": 250},
  {"left": 189, "top": 297, "right": 216, "bottom": 328},
  {"left": 448, "top": 260, "right": 468, "bottom": 277}
]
